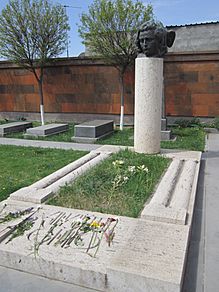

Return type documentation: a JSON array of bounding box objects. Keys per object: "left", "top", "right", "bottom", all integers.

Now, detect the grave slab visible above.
[
  {"left": 0, "top": 122, "right": 32, "bottom": 137},
  {"left": 25, "top": 123, "right": 68, "bottom": 137},
  {"left": 161, "top": 118, "right": 167, "bottom": 131},
  {"left": 72, "top": 120, "right": 114, "bottom": 143},
  {"left": 0, "top": 200, "right": 189, "bottom": 292},
  {"left": 161, "top": 130, "right": 171, "bottom": 140}
]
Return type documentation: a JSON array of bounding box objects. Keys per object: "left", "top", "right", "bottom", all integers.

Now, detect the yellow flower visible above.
[{"left": 90, "top": 221, "right": 101, "bottom": 228}]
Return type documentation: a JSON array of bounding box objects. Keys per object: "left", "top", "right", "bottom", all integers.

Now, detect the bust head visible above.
[{"left": 136, "top": 20, "right": 175, "bottom": 58}]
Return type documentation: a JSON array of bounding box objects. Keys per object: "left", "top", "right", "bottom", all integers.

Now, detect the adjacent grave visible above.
[
  {"left": 72, "top": 120, "right": 114, "bottom": 143},
  {"left": 161, "top": 118, "right": 171, "bottom": 140},
  {"left": 130, "top": 119, "right": 172, "bottom": 142},
  {"left": 0, "top": 121, "right": 32, "bottom": 137},
  {"left": 24, "top": 123, "right": 68, "bottom": 137}
]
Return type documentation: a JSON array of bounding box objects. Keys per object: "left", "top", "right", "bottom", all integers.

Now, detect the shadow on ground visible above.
[{"left": 182, "top": 158, "right": 205, "bottom": 292}]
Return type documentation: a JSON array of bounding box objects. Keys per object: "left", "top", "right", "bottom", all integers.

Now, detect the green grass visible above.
[
  {"left": 96, "top": 126, "right": 205, "bottom": 151},
  {"left": 0, "top": 145, "right": 87, "bottom": 202},
  {"left": 2, "top": 120, "right": 205, "bottom": 151},
  {"left": 96, "top": 127, "right": 134, "bottom": 146},
  {"left": 47, "top": 149, "right": 170, "bottom": 218},
  {"left": 161, "top": 127, "right": 205, "bottom": 151}
]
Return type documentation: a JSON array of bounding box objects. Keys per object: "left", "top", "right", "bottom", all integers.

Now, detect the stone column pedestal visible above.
[{"left": 134, "top": 57, "right": 163, "bottom": 154}]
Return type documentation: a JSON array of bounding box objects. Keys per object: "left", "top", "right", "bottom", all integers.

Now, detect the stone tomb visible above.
[
  {"left": 161, "top": 118, "right": 171, "bottom": 140},
  {"left": 72, "top": 120, "right": 114, "bottom": 143},
  {"left": 25, "top": 123, "right": 68, "bottom": 137},
  {"left": 0, "top": 121, "right": 32, "bottom": 137},
  {"left": 129, "top": 118, "right": 171, "bottom": 142},
  {"left": 0, "top": 149, "right": 201, "bottom": 292}
]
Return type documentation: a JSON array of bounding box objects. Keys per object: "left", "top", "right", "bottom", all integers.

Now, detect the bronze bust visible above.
[{"left": 135, "top": 20, "right": 176, "bottom": 58}]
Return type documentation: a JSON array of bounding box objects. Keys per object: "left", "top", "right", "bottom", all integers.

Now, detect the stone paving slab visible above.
[
  {"left": 0, "top": 265, "right": 94, "bottom": 292},
  {"left": 0, "top": 137, "right": 100, "bottom": 151},
  {"left": 0, "top": 199, "right": 190, "bottom": 292}
]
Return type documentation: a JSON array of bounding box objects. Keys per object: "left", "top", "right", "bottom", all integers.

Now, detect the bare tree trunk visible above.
[{"left": 119, "top": 71, "right": 125, "bottom": 131}]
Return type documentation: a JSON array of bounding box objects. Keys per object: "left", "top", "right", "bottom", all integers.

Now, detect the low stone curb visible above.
[
  {"left": 10, "top": 151, "right": 112, "bottom": 203},
  {"left": 141, "top": 151, "right": 201, "bottom": 225},
  {"left": 204, "top": 127, "right": 219, "bottom": 133}
]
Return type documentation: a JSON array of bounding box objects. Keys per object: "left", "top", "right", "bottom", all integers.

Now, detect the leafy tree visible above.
[
  {"left": 0, "top": 0, "right": 69, "bottom": 125},
  {"left": 79, "top": 0, "right": 153, "bottom": 130}
]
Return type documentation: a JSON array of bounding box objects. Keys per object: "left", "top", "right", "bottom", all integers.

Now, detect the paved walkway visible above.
[
  {"left": 0, "top": 137, "right": 100, "bottom": 151},
  {"left": 0, "top": 134, "right": 219, "bottom": 291},
  {"left": 183, "top": 133, "right": 219, "bottom": 292}
]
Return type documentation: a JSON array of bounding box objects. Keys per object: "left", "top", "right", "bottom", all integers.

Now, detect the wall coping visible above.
[
  {"left": 0, "top": 50, "right": 219, "bottom": 70},
  {"left": 165, "top": 50, "right": 219, "bottom": 62}
]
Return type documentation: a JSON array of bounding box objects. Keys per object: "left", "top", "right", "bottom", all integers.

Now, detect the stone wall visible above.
[
  {"left": 0, "top": 58, "right": 134, "bottom": 116},
  {"left": 164, "top": 51, "right": 219, "bottom": 117},
  {"left": 0, "top": 50, "right": 219, "bottom": 121}
]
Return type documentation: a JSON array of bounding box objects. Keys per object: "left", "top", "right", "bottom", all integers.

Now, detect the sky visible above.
[{"left": 0, "top": 0, "right": 218, "bottom": 57}]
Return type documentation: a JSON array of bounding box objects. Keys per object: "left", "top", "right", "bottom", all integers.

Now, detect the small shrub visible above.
[
  {"left": 174, "top": 117, "right": 201, "bottom": 128},
  {"left": 213, "top": 117, "right": 219, "bottom": 129}
]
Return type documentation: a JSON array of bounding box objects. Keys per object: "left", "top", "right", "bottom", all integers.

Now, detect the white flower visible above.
[
  {"left": 137, "top": 165, "right": 149, "bottom": 173},
  {"left": 112, "top": 160, "right": 124, "bottom": 167},
  {"left": 128, "top": 165, "right": 136, "bottom": 173},
  {"left": 123, "top": 176, "right": 129, "bottom": 182}
]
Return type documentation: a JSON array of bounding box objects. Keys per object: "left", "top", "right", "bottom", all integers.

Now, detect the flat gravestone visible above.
[
  {"left": 0, "top": 122, "right": 33, "bottom": 137},
  {"left": 25, "top": 123, "right": 68, "bottom": 137},
  {"left": 161, "top": 118, "right": 167, "bottom": 131},
  {"left": 72, "top": 120, "right": 114, "bottom": 143}
]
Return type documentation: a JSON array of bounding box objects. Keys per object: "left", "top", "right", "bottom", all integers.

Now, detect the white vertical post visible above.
[
  {"left": 40, "top": 104, "right": 45, "bottom": 125},
  {"left": 134, "top": 57, "right": 163, "bottom": 154}
]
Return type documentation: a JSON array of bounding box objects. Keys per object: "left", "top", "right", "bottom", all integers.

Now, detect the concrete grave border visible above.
[
  {"left": 10, "top": 145, "right": 126, "bottom": 204},
  {"left": 0, "top": 147, "right": 202, "bottom": 291}
]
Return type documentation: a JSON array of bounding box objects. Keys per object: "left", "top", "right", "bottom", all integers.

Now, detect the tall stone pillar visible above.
[{"left": 134, "top": 57, "right": 163, "bottom": 154}]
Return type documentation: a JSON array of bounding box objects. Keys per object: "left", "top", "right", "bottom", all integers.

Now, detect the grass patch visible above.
[
  {"left": 161, "top": 127, "right": 205, "bottom": 151},
  {"left": 0, "top": 145, "right": 87, "bottom": 202},
  {"left": 47, "top": 149, "right": 170, "bottom": 218},
  {"left": 2, "top": 120, "right": 205, "bottom": 151},
  {"left": 96, "top": 127, "right": 205, "bottom": 151},
  {"left": 96, "top": 127, "right": 134, "bottom": 146}
]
